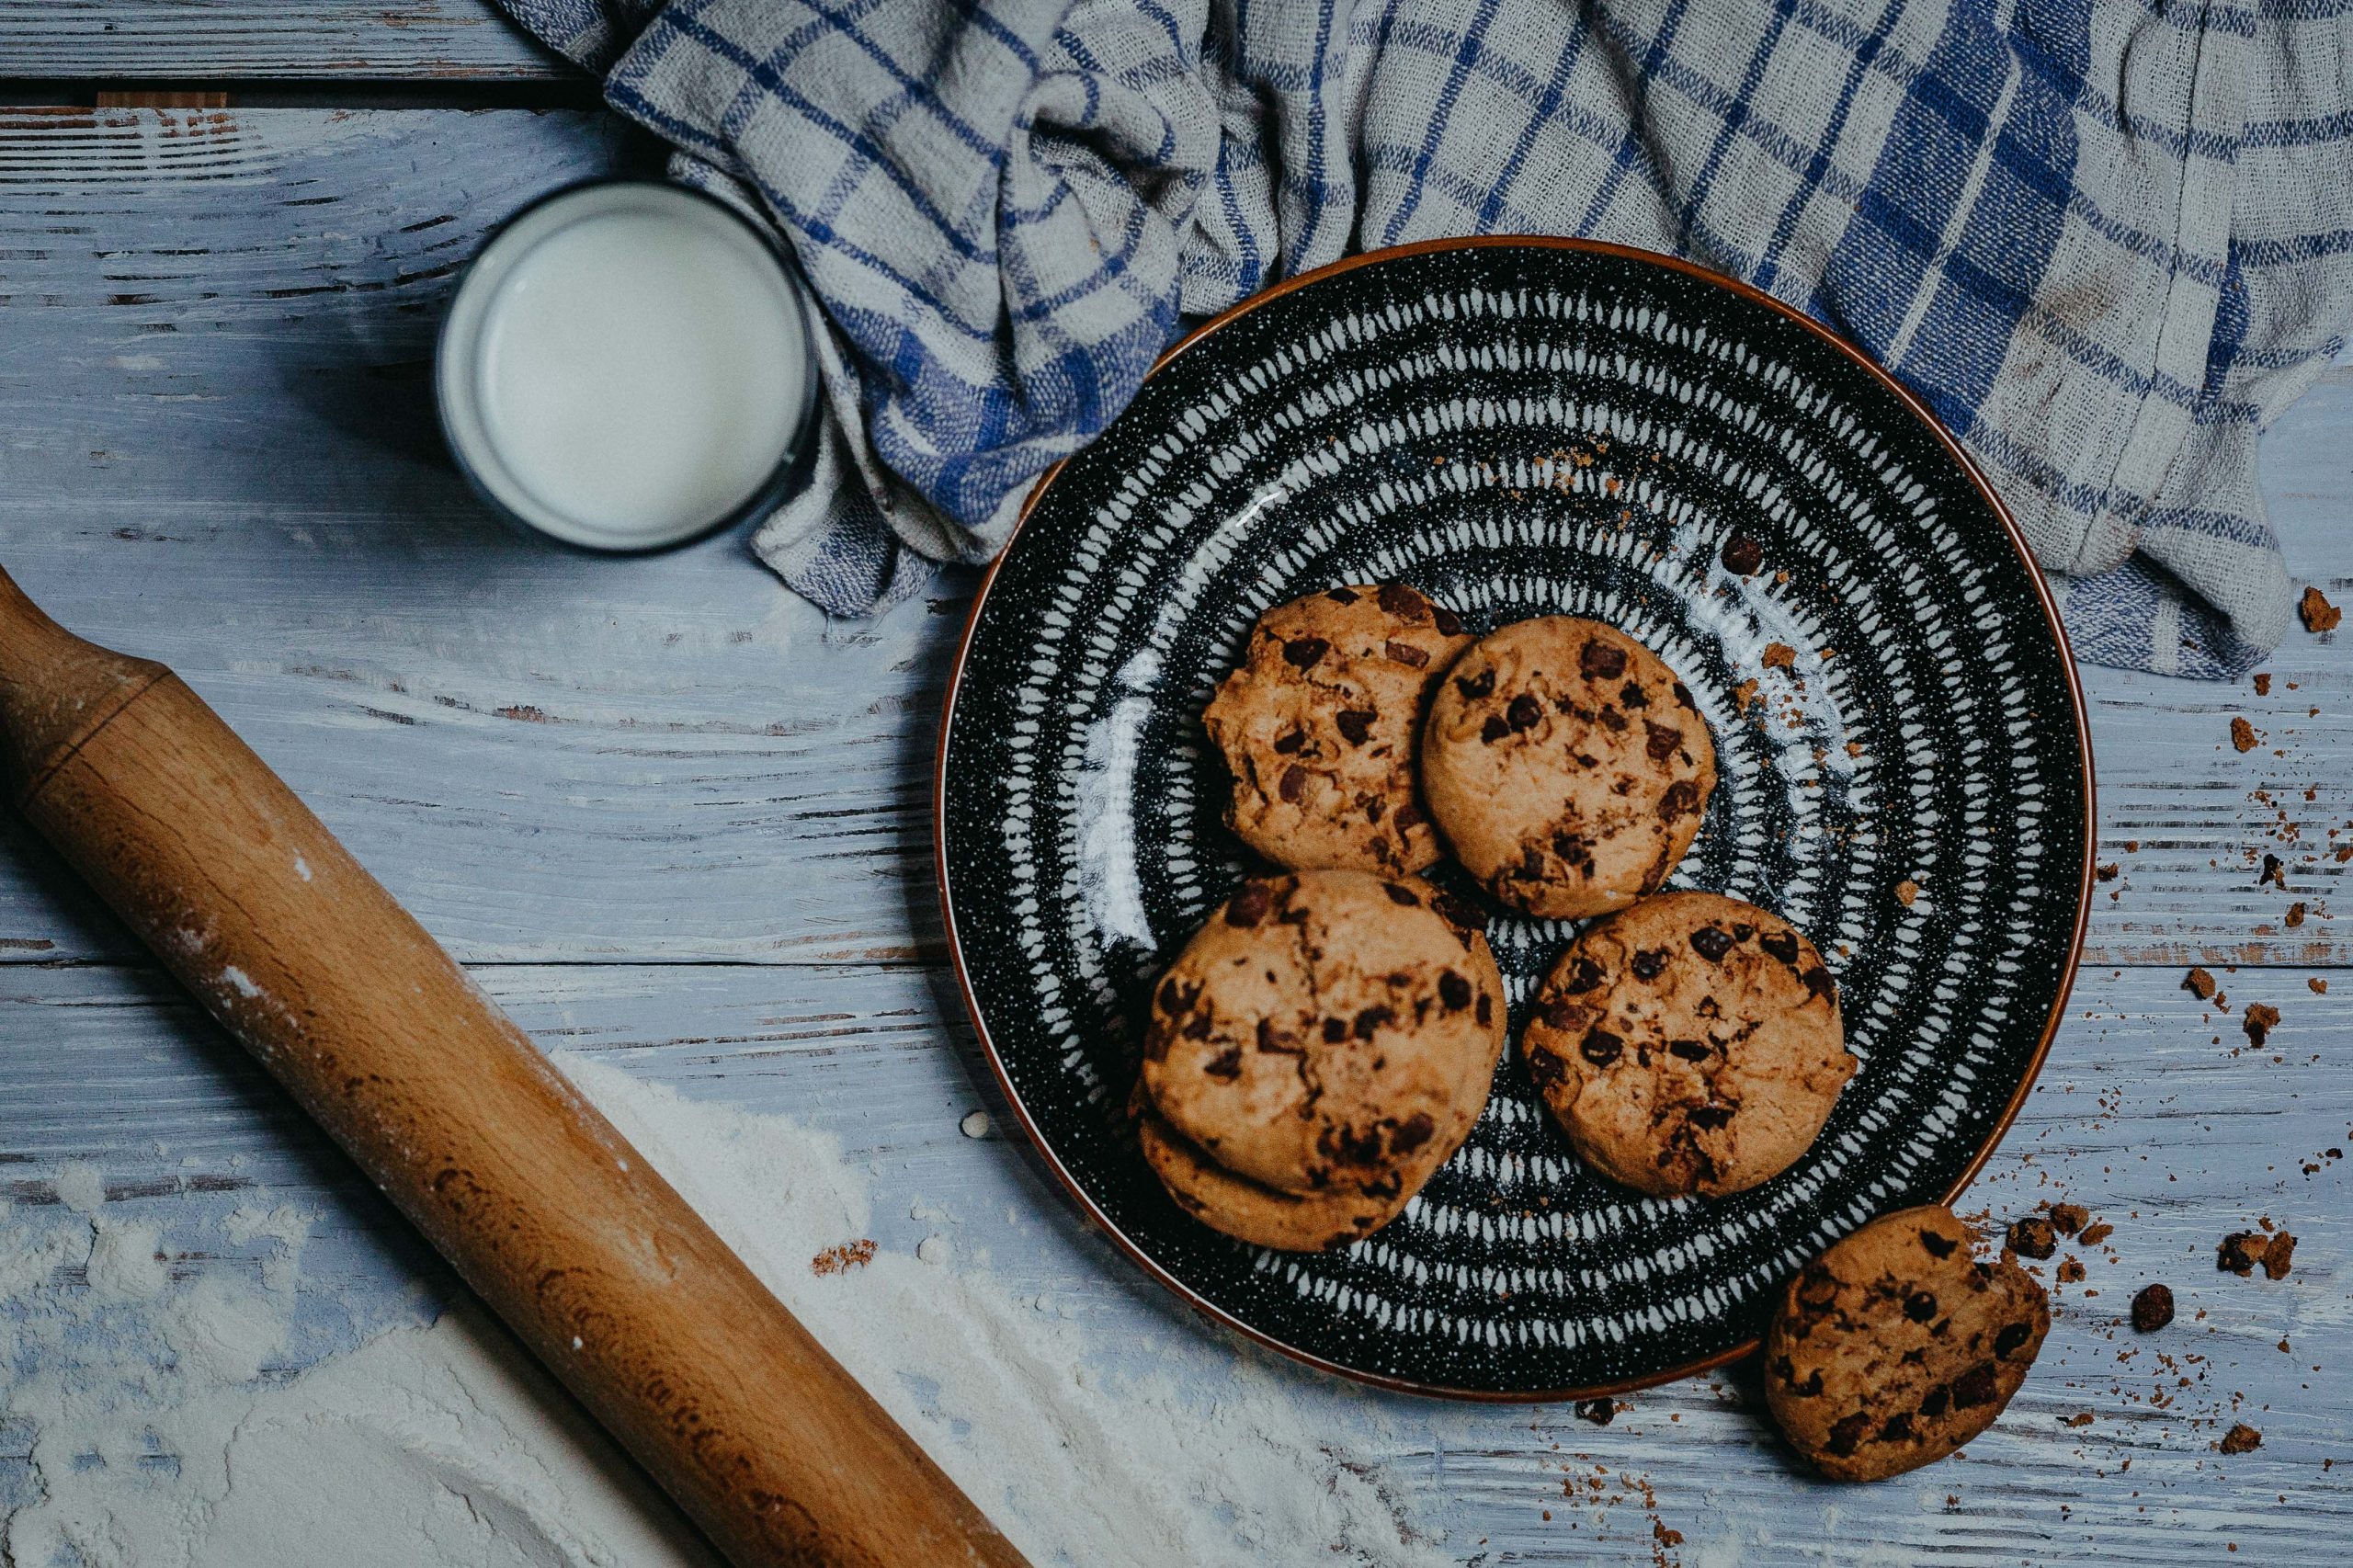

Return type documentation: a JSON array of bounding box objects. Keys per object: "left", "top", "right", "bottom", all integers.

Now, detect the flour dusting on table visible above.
[{"left": 1, "top": 1053, "right": 1445, "bottom": 1567}]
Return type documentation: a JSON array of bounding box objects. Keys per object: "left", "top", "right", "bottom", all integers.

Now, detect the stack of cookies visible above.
[{"left": 1152, "top": 580, "right": 1853, "bottom": 1236}]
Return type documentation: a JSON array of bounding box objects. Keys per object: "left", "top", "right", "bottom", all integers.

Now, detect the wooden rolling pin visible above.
[{"left": 0, "top": 566, "right": 1027, "bottom": 1568}]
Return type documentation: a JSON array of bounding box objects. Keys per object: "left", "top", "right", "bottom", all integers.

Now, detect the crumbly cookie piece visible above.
[
  {"left": 1202, "top": 585, "right": 1472, "bottom": 873},
  {"left": 1420, "top": 617, "right": 1715, "bottom": 917},
  {"left": 1137, "top": 1092, "right": 1445, "bottom": 1253},
  {"left": 1520, "top": 892, "right": 1850, "bottom": 1197},
  {"left": 1765, "top": 1206, "right": 2051, "bottom": 1482},
  {"left": 1142, "top": 870, "right": 1505, "bottom": 1197}
]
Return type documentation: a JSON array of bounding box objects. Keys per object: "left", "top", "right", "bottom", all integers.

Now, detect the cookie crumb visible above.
[
  {"left": 2063, "top": 1412, "right": 2095, "bottom": 1427},
  {"left": 2243, "top": 1003, "right": 2279, "bottom": 1046},
  {"left": 2049, "top": 1202, "right": 2089, "bottom": 1235},
  {"left": 2219, "top": 1423, "right": 2263, "bottom": 1455},
  {"left": 2300, "top": 585, "right": 2340, "bottom": 633},
  {"left": 1895, "top": 879, "right": 1920, "bottom": 905},
  {"left": 2231, "top": 717, "right": 2259, "bottom": 753},
  {"left": 2219, "top": 1232, "right": 2268, "bottom": 1277},
  {"left": 2009, "top": 1216, "right": 2057, "bottom": 1260},
  {"left": 2079, "top": 1221, "right": 2114, "bottom": 1246},
  {"left": 2310, "top": 978, "right": 2328, "bottom": 994},
  {"left": 2095, "top": 863, "right": 2119, "bottom": 882},
  {"left": 2183, "top": 967, "right": 2217, "bottom": 1000},
  {"left": 1761, "top": 642, "right": 1797, "bottom": 670},
  {"left": 2254, "top": 673, "right": 2272, "bottom": 696},
  {"left": 2131, "top": 1282, "right": 2174, "bottom": 1332},
  {"left": 810, "top": 1239, "right": 878, "bottom": 1276},
  {"left": 1575, "top": 1398, "right": 1616, "bottom": 1426},
  {"left": 2286, "top": 902, "right": 2308, "bottom": 927},
  {"left": 2262, "top": 1231, "right": 2297, "bottom": 1280},
  {"left": 2057, "top": 1257, "right": 2086, "bottom": 1283}
]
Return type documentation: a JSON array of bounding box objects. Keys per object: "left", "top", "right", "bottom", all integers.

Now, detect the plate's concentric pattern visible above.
[{"left": 938, "top": 239, "right": 2092, "bottom": 1398}]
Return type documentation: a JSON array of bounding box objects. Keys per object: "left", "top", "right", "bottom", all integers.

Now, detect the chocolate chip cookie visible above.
[
  {"left": 1142, "top": 869, "right": 1505, "bottom": 1199},
  {"left": 1136, "top": 1088, "right": 1446, "bottom": 1253},
  {"left": 1765, "top": 1205, "right": 2051, "bottom": 1482},
  {"left": 1420, "top": 617, "right": 1714, "bottom": 917},
  {"left": 1520, "top": 892, "right": 1850, "bottom": 1197},
  {"left": 1202, "top": 585, "right": 1472, "bottom": 873}
]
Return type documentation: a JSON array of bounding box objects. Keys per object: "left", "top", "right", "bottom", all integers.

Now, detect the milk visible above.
[{"left": 438, "top": 183, "right": 815, "bottom": 551}]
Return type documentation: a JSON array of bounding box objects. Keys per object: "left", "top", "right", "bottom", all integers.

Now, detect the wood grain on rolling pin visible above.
[{"left": 0, "top": 568, "right": 1027, "bottom": 1568}]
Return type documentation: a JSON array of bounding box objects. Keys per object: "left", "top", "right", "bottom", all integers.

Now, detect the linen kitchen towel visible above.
[{"left": 497, "top": 0, "right": 2353, "bottom": 678}]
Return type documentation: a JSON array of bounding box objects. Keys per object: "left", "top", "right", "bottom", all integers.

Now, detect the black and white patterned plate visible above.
[{"left": 937, "top": 238, "right": 2093, "bottom": 1399}]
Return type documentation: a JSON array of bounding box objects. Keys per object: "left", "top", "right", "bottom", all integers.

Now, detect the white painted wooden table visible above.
[{"left": 2, "top": 12, "right": 2347, "bottom": 1562}]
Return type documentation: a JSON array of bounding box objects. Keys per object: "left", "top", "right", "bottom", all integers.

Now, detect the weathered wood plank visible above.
[
  {"left": 3, "top": 959, "right": 2344, "bottom": 1562},
  {"left": 0, "top": 2, "right": 562, "bottom": 82},
  {"left": 1, "top": 108, "right": 2350, "bottom": 973}
]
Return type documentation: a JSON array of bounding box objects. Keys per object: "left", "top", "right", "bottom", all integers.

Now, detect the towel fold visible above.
[{"left": 498, "top": 0, "right": 2353, "bottom": 677}]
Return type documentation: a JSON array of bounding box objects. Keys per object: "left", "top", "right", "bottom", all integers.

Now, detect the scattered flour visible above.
[
  {"left": 3, "top": 1053, "right": 1449, "bottom": 1568},
  {"left": 51, "top": 1161, "right": 106, "bottom": 1215}
]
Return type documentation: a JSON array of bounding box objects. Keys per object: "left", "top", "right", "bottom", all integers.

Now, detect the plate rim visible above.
[{"left": 932, "top": 234, "right": 2097, "bottom": 1403}]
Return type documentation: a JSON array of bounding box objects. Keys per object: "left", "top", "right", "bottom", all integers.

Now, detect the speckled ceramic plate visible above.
[{"left": 937, "top": 238, "right": 2093, "bottom": 1399}]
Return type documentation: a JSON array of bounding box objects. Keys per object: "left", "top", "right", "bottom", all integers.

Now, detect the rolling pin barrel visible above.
[{"left": 0, "top": 567, "right": 1026, "bottom": 1568}]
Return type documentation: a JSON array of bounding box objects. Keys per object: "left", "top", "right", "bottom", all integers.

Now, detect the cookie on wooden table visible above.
[
  {"left": 1202, "top": 584, "right": 1472, "bottom": 873},
  {"left": 1142, "top": 870, "right": 1505, "bottom": 1199},
  {"left": 1420, "top": 617, "right": 1714, "bottom": 917},
  {"left": 1520, "top": 892, "right": 1849, "bottom": 1197},
  {"left": 1765, "top": 1205, "right": 2051, "bottom": 1482}
]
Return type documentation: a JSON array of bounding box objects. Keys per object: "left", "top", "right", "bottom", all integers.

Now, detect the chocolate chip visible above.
[
  {"left": 1575, "top": 1398, "right": 1614, "bottom": 1426},
  {"left": 1324, "top": 587, "right": 1359, "bottom": 604},
  {"left": 1580, "top": 1028, "right": 1622, "bottom": 1065},
  {"left": 1826, "top": 1413, "right": 1870, "bottom": 1457},
  {"left": 1376, "top": 583, "right": 1427, "bottom": 620},
  {"left": 2009, "top": 1217, "right": 2056, "bottom": 1259},
  {"left": 1481, "top": 715, "right": 1509, "bottom": 743},
  {"left": 1877, "top": 1413, "right": 1914, "bottom": 1444},
  {"left": 1994, "top": 1321, "right": 2032, "bottom": 1357},
  {"left": 1659, "top": 779, "right": 1699, "bottom": 820},
  {"left": 1721, "top": 533, "right": 1764, "bottom": 574},
  {"left": 1538, "top": 996, "right": 1584, "bottom": 1030},
  {"left": 1455, "top": 668, "right": 1495, "bottom": 701},
  {"left": 1918, "top": 1228, "right": 1957, "bottom": 1259},
  {"left": 1688, "top": 926, "right": 1734, "bottom": 962},
  {"left": 1225, "top": 883, "right": 1271, "bottom": 926},
  {"left": 1797, "top": 1266, "right": 1838, "bottom": 1311},
  {"left": 1156, "top": 976, "right": 1199, "bottom": 1014},
  {"left": 1181, "top": 1012, "right": 1212, "bottom": 1040},
  {"left": 1322, "top": 1017, "right": 1347, "bottom": 1043},
  {"left": 1673, "top": 680, "right": 1697, "bottom": 710},
  {"left": 1430, "top": 892, "right": 1483, "bottom": 934},
  {"left": 1631, "top": 949, "right": 1668, "bottom": 981},
  {"left": 1760, "top": 929, "right": 1799, "bottom": 964},
  {"left": 1802, "top": 967, "right": 1836, "bottom": 1003},
  {"left": 1688, "top": 1103, "right": 1734, "bottom": 1129},
  {"left": 1323, "top": 1123, "right": 1385, "bottom": 1165},
  {"left": 1620, "top": 680, "right": 1649, "bottom": 708},
  {"left": 1281, "top": 636, "right": 1329, "bottom": 668},
  {"left": 1903, "top": 1290, "right": 1938, "bottom": 1322},
  {"left": 1394, "top": 801, "right": 1427, "bottom": 832},
  {"left": 1383, "top": 639, "right": 1429, "bottom": 667},
  {"left": 1279, "top": 764, "right": 1308, "bottom": 802},
  {"left": 1526, "top": 1043, "right": 1567, "bottom": 1092},
  {"left": 1552, "top": 831, "right": 1593, "bottom": 869},
  {"left": 1644, "top": 721, "right": 1684, "bottom": 761},
  {"left": 1596, "top": 705, "right": 1628, "bottom": 733},
  {"left": 1390, "top": 1112, "right": 1435, "bottom": 1153},
  {"left": 1272, "top": 727, "right": 1306, "bottom": 754},
  {"left": 1732, "top": 923, "right": 1754, "bottom": 942},
  {"left": 1507, "top": 693, "right": 1543, "bottom": 731},
  {"left": 1563, "top": 956, "right": 1605, "bottom": 993},
  {"left": 1949, "top": 1363, "right": 1997, "bottom": 1409},
  {"left": 1579, "top": 640, "right": 1628, "bottom": 680},
  {"left": 1431, "top": 604, "right": 1464, "bottom": 636},
  {"left": 1335, "top": 709, "right": 1375, "bottom": 744},
  {"left": 1371, "top": 885, "right": 1415, "bottom": 911},
  {"left": 1433, "top": 971, "right": 1470, "bottom": 1012},
  {"left": 1917, "top": 1386, "right": 1949, "bottom": 1418},
  {"left": 1352, "top": 1006, "right": 1392, "bottom": 1040},
  {"left": 1667, "top": 1039, "right": 1710, "bottom": 1061},
  {"left": 1475, "top": 992, "right": 1493, "bottom": 1026},
  {"left": 1205, "top": 1048, "right": 1242, "bottom": 1081}
]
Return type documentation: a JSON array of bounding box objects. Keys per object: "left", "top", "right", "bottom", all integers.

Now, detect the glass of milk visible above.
[{"left": 438, "top": 181, "right": 819, "bottom": 552}]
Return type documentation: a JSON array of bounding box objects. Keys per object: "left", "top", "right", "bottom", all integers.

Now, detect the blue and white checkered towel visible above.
[{"left": 499, "top": 0, "right": 2353, "bottom": 677}]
